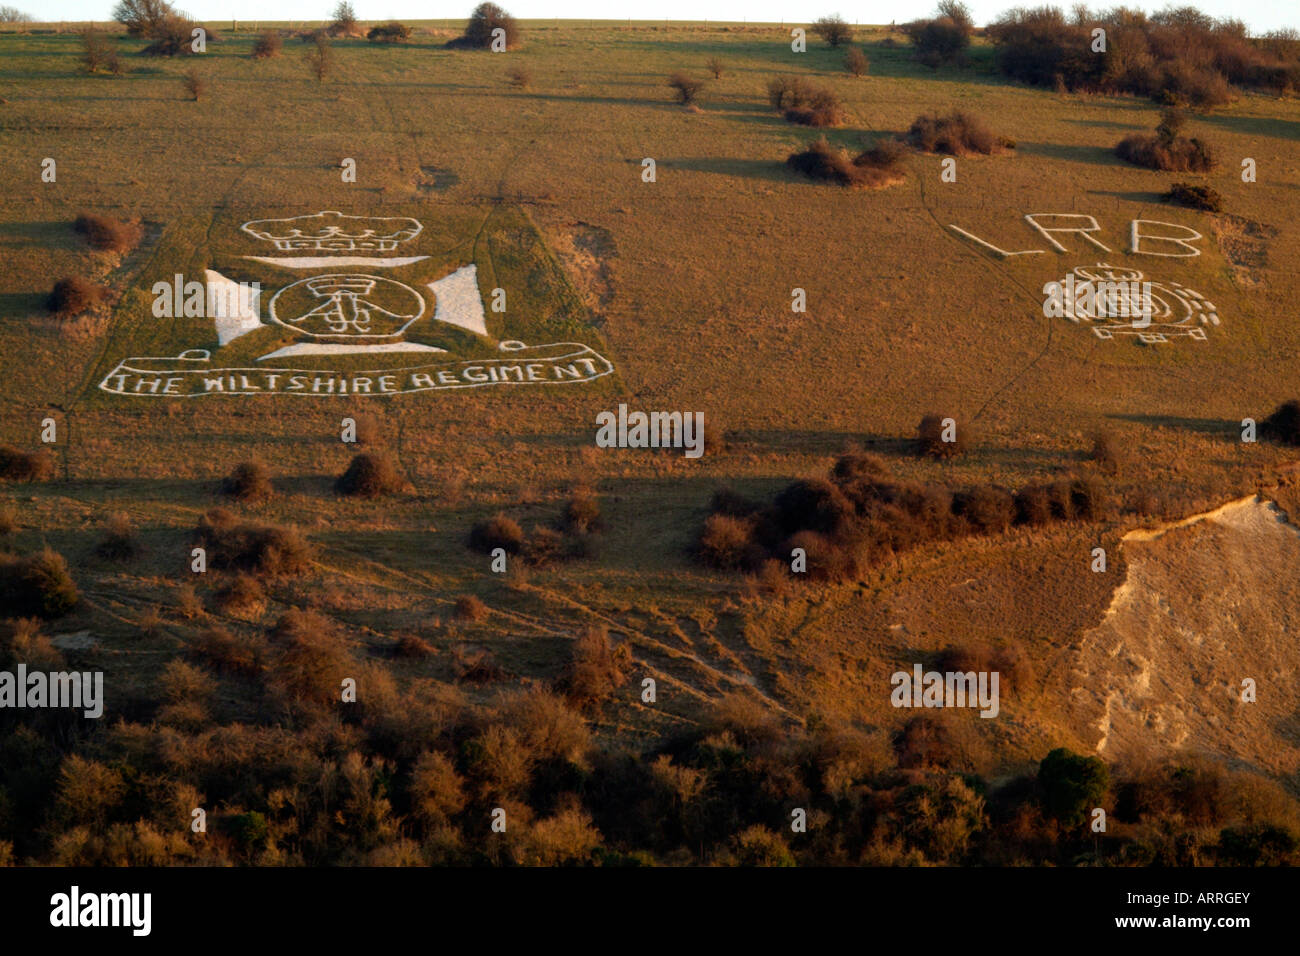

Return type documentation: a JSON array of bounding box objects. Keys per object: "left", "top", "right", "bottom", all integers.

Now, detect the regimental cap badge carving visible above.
[{"left": 240, "top": 211, "right": 423, "bottom": 252}]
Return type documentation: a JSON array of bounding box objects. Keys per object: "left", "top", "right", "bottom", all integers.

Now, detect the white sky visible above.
[{"left": 27, "top": 1, "right": 1300, "bottom": 34}]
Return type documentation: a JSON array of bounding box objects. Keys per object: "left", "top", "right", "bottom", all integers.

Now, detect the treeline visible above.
[
  {"left": 1, "top": 666, "right": 1294, "bottom": 866},
  {"left": 985, "top": 6, "right": 1300, "bottom": 105},
  {"left": 697, "top": 448, "right": 1107, "bottom": 582}
]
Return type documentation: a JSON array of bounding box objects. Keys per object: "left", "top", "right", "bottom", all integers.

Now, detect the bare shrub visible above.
[
  {"left": 113, "top": 0, "right": 178, "bottom": 37},
  {"left": 668, "top": 72, "right": 704, "bottom": 104},
  {"left": 789, "top": 136, "right": 906, "bottom": 188},
  {"left": 268, "top": 615, "right": 351, "bottom": 711},
  {"left": 952, "top": 486, "right": 1015, "bottom": 535},
  {"left": 394, "top": 633, "right": 433, "bottom": 658},
  {"left": 455, "top": 594, "right": 489, "bottom": 622},
  {"left": 1163, "top": 181, "right": 1223, "bottom": 212},
  {"left": 1070, "top": 476, "right": 1108, "bottom": 521},
  {"left": 96, "top": 512, "right": 141, "bottom": 561},
  {"left": 328, "top": 1, "right": 358, "bottom": 36},
  {"left": 0, "top": 446, "right": 54, "bottom": 482},
  {"left": 195, "top": 508, "right": 313, "bottom": 575},
  {"left": 562, "top": 489, "right": 602, "bottom": 534},
  {"left": 221, "top": 461, "right": 273, "bottom": 502},
  {"left": 705, "top": 55, "right": 724, "bottom": 78},
  {"left": 1116, "top": 109, "right": 1216, "bottom": 171},
  {"left": 696, "top": 513, "right": 759, "bottom": 570},
  {"left": 367, "top": 22, "right": 412, "bottom": 43},
  {"left": 845, "top": 46, "right": 869, "bottom": 76},
  {"left": 812, "top": 14, "right": 853, "bottom": 47},
  {"left": 305, "top": 34, "right": 333, "bottom": 81},
  {"left": 190, "top": 625, "right": 262, "bottom": 675},
  {"left": 906, "top": 110, "right": 1001, "bottom": 155},
  {"left": 916, "top": 413, "right": 967, "bottom": 459},
  {"left": 181, "top": 69, "right": 206, "bottom": 100},
  {"left": 1261, "top": 399, "right": 1300, "bottom": 446},
  {"left": 0, "top": 549, "right": 78, "bottom": 618},
  {"left": 784, "top": 86, "right": 846, "bottom": 127},
  {"left": 0, "top": 504, "right": 17, "bottom": 536},
  {"left": 47, "top": 277, "right": 109, "bottom": 317},
  {"left": 523, "top": 525, "right": 565, "bottom": 567},
  {"left": 506, "top": 65, "right": 532, "bottom": 88},
  {"left": 80, "top": 29, "right": 117, "bottom": 74},
  {"left": 213, "top": 572, "right": 266, "bottom": 619},
  {"left": 1013, "top": 483, "right": 1054, "bottom": 525},
  {"left": 559, "top": 625, "right": 630, "bottom": 709},
  {"left": 1088, "top": 431, "right": 1123, "bottom": 474},
  {"left": 468, "top": 513, "right": 525, "bottom": 554},
  {"left": 336, "top": 451, "right": 407, "bottom": 498},
  {"left": 767, "top": 75, "right": 813, "bottom": 110},
  {"left": 73, "top": 212, "right": 143, "bottom": 253},
  {"left": 893, "top": 714, "right": 957, "bottom": 768},
  {"left": 785, "top": 529, "right": 859, "bottom": 581},
  {"left": 251, "top": 31, "right": 282, "bottom": 59}
]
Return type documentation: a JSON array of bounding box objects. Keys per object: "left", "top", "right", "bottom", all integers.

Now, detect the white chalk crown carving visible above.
[{"left": 241, "top": 211, "right": 422, "bottom": 252}]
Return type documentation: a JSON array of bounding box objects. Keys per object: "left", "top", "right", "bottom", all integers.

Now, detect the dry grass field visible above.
[{"left": 1, "top": 13, "right": 1298, "bottom": 866}]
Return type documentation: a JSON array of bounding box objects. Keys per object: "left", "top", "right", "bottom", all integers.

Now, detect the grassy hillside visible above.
[{"left": 0, "top": 19, "right": 1298, "bottom": 866}]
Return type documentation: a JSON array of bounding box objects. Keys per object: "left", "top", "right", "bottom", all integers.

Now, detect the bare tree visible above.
[{"left": 812, "top": 14, "right": 853, "bottom": 47}]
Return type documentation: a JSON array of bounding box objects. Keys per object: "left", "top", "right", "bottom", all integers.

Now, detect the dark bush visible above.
[
  {"left": 213, "top": 572, "right": 266, "bottom": 617},
  {"left": 772, "top": 478, "right": 856, "bottom": 537},
  {"left": 74, "top": 213, "right": 143, "bottom": 253},
  {"left": 904, "top": 4, "right": 973, "bottom": 67},
  {"left": 906, "top": 110, "right": 1000, "bottom": 155},
  {"left": 788, "top": 137, "right": 906, "bottom": 188},
  {"left": 1014, "top": 483, "right": 1053, "bottom": 525},
  {"left": 916, "top": 413, "right": 967, "bottom": 459},
  {"left": 1037, "top": 747, "right": 1109, "bottom": 828},
  {"left": 506, "top": 65, "right": 531, "bottom": 88},
  {"left": 1217, "top": 823, "right": 1299, "bottom": 866},
  {"left": 523, "top": 525, "right": 565, "bottom": 567},
  {"left": 1162, "top": 181, "right": 1223, "bottom": 212},
  {"left": 767, "top": 75, "right": 813, "bottom": 110},
  {"left": 845, "top": 46, "right": 869, "bottom": 75},
  {"left": 468, "top": 513, "right": 525, "bottom": 554},
  {"left": 0, "top": 549, "right": 78, "bottom": 618},
  {"left": 47, "top": 277, "right": 108, "bottom": 317},
  {"left": 190, "top": 625, "right": 262, "bottom": 676},
  {"left": 1261, "top": 399, "right": 1300, "bottom": 446},
  {"left": 336, "top": 451, "right": 406, "bottom": 498},
  {"left": 251, "top": 31, "right": 282, "bottom": 58},
  {"left": 1087, "top": 431, "right": 1123, "bottom": 474},
  {"left": 953, "top": 485, "right": 1015, "bottom": 535},
  {"left": 787, "top": 138, "right": 861, "bottom": 185},
  {"left": 668, "top": 72, "right": 704, "bottom": 105},
  {"left": 450, "top": 2, "right": 520, "bottom": 50},
  {"left": 0, "top": 446, "right": 54, "bottom": 482},
  {"left": 893, "top": 714, "right": 956, "bottom": 768},
  {"left": 96, "top": 512, "right": 140, "bottom": 561},
  {"left": 783, "top": 86, "right": 846, "bottom": 127},
  {"left": 1118, "top": 109, "right": 1216, "bottom": 172},
  {"left": 367, "top": 22, "right": 411, "bottom": 43},
  {"left": 785, "top": 529, "right": 858, "bottom": 581},
  {"left": 195, "top": 508, "right": 313, "bottom": 575},
  {"left": 455, "top": 594, "right": 489, "bottom": 621},
  {"left": 221, "top": 461, "right": 273, "bottom": 502}
]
